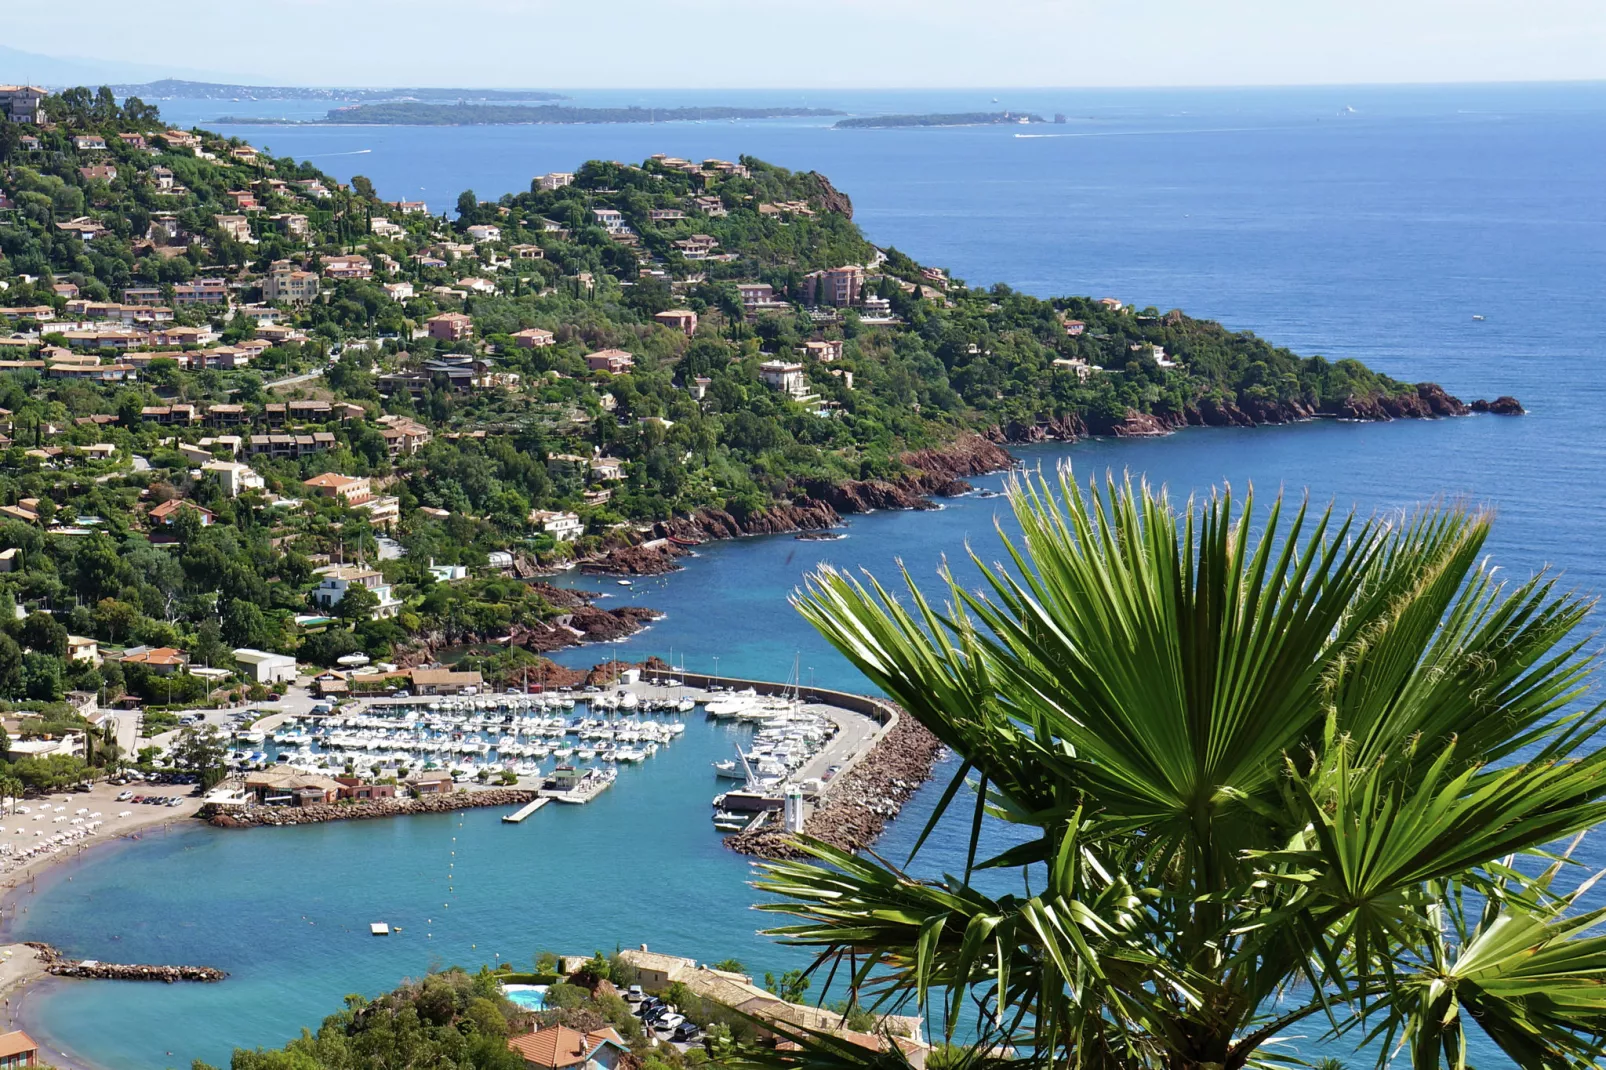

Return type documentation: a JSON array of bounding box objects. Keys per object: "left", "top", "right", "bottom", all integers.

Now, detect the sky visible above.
[{"left": 4, "top": 0, "right": 1605, "bottom": 88}]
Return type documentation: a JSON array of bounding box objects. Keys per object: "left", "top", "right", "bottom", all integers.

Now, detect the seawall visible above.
[{"left": 202, "top": 789, "right": 537, "bottom": 828}]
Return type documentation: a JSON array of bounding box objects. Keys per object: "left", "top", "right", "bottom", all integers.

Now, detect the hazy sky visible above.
[{"left": 10, "top": 0, "right": 1606, "bottom": 88}]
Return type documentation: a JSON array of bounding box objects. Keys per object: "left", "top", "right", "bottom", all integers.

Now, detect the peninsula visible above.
[
  {"left": 109, "top": 79, "right": 567, "bottom": 103},
  {"left": 835, "top": 110, "right": 1049, "bottom": 128},
  {"left": 0, "top": 84, "right": 1521, "bottom": 737},
  {"left": 229, "top": 103, "right": 848, "bottom": 126}
]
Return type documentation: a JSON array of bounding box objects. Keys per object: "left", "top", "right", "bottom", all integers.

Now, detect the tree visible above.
[
  {"left": 173, "top": 724, "right": 228, "bottom": 789},
  {"left": 456, "top": 190, "right": 478, "bottom": 221},
  {"left": 333, "top": 584, "right": 379, "bottom": 623},
  {"left": 758, "top": 473, "right": 1606, "bottom": 1070},
  {"left": 223, "top": 598, "right": 273, "bottom": 650},
  {"left": 763, "top": 969, "right": 809, "bottom": 1004}
]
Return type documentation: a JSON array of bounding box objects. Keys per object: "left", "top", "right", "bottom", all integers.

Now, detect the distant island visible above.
[
  {"left": 835, "top": 111, "right": 1051, "bottom": 129},
  {"left": 219, "top": 103, "right": 849, "bottom": 126},
  {"left": 109, "top": 79, "right": 567, "bottom": 102}
]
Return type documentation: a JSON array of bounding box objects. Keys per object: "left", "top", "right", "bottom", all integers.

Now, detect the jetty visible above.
[
  {"left": 27, "top": 942, "right": 225, "bottom": 983},
  {"left": 539, "top": 765, "right": 616, "bottom": 804},
  {"left": 502, "top": 797, "right": 551, "bottom": 823}
]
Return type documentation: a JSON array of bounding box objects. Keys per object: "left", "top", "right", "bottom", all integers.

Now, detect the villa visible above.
[{"left": 507, "top": 1026, "right": 627, "bottom": 1070}]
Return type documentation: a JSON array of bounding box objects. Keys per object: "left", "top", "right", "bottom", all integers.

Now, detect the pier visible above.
[
  {"left": 27, "top": 942, "right": 225, "bottom": 983},
  {"left": 502, "top": 797, "right": 551, "bottom": 823}
]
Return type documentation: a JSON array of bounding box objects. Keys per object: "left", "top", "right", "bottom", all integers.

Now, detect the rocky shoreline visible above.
[
  {"left": 201, "top": 788, "right": 538, "bottom": 828},
  {"left": 26, "top": 942, "right": 225, "bottom": 983},
  {"left": 991, "top": 383, "right": 1524, "bottom": 442},
  {"left": 393, "top": 582, "right": 661, "bottom": 668},
  {"left": 725, "top": 711, "right": 944, "bottom": 860},
  {"left": 584, "top": 435, "right": 1013, "bottom": 575}
]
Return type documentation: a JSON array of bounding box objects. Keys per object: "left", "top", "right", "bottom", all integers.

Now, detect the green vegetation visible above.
[
  {"left": 0, "top": 87, "right": 1431, "bottom": 710},
  {"left": 759, "top": 473, "right": 1606, "bottom": 1070},
  {"left": 835, "top": 112, "right": 1048, "bottom": 128},
  {"left": 217, "top": 967, "right": 527, "bottom": 1070}
]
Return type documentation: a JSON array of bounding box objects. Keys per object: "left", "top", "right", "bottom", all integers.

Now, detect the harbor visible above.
[{"left": 203, "top": 665, "right": 894, "bottom": 841}]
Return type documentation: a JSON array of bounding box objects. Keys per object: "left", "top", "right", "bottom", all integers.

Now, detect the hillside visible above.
[{"left": 0, "top": 87, "right": 1520, "bottom": 708}]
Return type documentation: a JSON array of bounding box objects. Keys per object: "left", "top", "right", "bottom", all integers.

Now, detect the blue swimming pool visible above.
[{"left": 502, "top": 985, "right": 547, "bottom": 1011}]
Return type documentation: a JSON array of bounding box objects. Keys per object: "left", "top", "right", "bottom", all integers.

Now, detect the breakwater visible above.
[
  {"left": 202, "top": 789, "right": 537, "bottom": 828},
  {"left": 725, "top": 711, "right": 941, "bottom": 859},
  {"left": 27, "top": 942, "right": 225, "bottom": 983}
]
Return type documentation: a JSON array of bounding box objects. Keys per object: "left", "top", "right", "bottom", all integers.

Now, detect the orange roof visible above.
[
  {"left": 122, "top": 647, "right": 186, "bottom": 667},
  {"left": 506, "top": 1026, "right": 624, "bottom": 1069},
  {"left": 0, "top": 1030, "right": 36, "bottom": 1059},
  {"left": 148, "top": 498, "right": 213, "bottom": 521}
]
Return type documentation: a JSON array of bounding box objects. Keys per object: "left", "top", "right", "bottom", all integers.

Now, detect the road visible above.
[{"left": 264, "top": 369, "right": 324, "bottom": 391}]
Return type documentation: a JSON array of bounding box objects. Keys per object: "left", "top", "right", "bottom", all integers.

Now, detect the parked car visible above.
[{"left": 672, "top": 1022, "right": 700, "bottom": 1042}]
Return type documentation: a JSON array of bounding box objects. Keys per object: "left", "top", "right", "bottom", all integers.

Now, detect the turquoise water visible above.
[{"left": 13, "top": 84, "right": 1606, "bottom": 1068}]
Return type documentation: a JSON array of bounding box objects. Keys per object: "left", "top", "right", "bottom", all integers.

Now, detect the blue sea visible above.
[{"left": 10, "top": 85, "right": 1606, "bottom": 1070}]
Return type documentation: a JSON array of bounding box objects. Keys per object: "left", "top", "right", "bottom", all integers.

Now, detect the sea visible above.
[{"left": 7, "top": 84, "right": 1606, "bottom": 1070}]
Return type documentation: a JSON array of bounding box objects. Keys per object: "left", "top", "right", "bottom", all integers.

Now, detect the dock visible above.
[
  {"left": 370, "top": 922, "right": 391, "bottom": 936},
  {"left": 502, "top": 797, "right": 551, "bottom": 823}
]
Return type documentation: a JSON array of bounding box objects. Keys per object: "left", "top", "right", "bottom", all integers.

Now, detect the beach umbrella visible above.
[
  {"left": 31, "top": 815, "right": 41, "bottom": 822},
  {"left": 119, "top": 811, "right": 131, "bottom": 817},
  {"left": 90, "top": 812, "right": 100, "bottom": 818},
  {"left": 75, "top": 808, "right": 87, "bottom": 815},
  {"left": 53, "top": 806, "right": 64, "bottom": 813}
]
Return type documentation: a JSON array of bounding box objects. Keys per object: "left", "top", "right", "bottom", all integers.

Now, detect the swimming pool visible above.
[{"left": 502, "top": 984, "right": 547, "bottom": 1011}]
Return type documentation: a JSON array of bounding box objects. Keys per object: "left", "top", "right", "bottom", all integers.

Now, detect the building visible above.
[
  {"left": 801, "top": 266, "right": 865, "bottom": 307},
  {"left": 172, "top": 278, "right": 228, "bottom": 306},
  {"left": 801, "top": 339, "right": 844, "bottom": 363},
  {"left": 243, "top": 770, "right": 343, "bottom": 807},
  {"left": 376, "top": 415, "right": 432, "bottom": 457},
  {"left": 201, "top": 460, "right": 265, "bottom": 498},
  {"left": 690, "top": 376, "right": 711, "bottom": 400},
  {"left": 0, "top": 86, "right": 46, "bottom": 124},
  {"left": 512, "top": 327, "right": 555, "bottom": 349},
  {"left": 535, "top": 172, "right": 574, "bottom": 191},
  {"left": 759, "top": 360, "right": 807, "bottom": 398},
  {"left": 302, "top": 473, "right": 371, "bottom": 502},
  {"left": 736, "top": 282, "right": 775, "bottom": 309},
  {"left": 383, "top": 282, "right": 414, "bottom": 302},
  {"left": 311, "top": 565, "right": 402, "bottom": 619},
  {"left": 66, "top": 635, "right": 100, "bottom": 666},
  {"left": 617, "top": 948, "right": 697, "bottom": 991},
  {"left": 591, "top": 208, "right": 626, "bottom": 233},
  {"left": 409, "top": 668, "right": 483, "bottom": 695},
  {"left": 0, "top": 1029, "right": 38, "bottom": 1068},
  {"left": 233, "top": 649, "right": 297, "bottom": 684},
  {"left": 528, "top": 509, "right": 584, "bottom": 542},
  {"left": 506, "top": 1027, "right": 627, "bottom": 1070},
  {"left": 465, "top": 224, "right": 502, "bottom": 243},
  {"left": 214, "top": 215, "right": 253, "bottom": 242},
  {"left": 119, "top": 647, "right": 189, "bottom": 675},
  {"left": 427, "top": 312, "right": 474, "bottom": 342},
  {"left": 148, "top": 498, "right": 216, "bottom": 527},
  {"left": 653, "top": 309, "right": 697, "bottom": 336},
  {"left": 585, "top": 349, "right": 634, "bottom": 375},
  {"left": 264, "top": 261, "right": 320, "bottom": 304},
  {"left": 322, "top": 255, "right": 372, "bottom": 279}
]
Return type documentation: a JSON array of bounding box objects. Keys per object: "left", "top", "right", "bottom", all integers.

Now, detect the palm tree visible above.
[{"left": 756, "top": 471, "right": 1606, "bottom": 1070}]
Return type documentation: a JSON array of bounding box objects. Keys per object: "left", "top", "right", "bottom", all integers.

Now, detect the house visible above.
[
  {"left": 79, "top": 163, "right": 117, "bottom": 183},
  {"left": 148, "top": 499, "right": 215, "bottom": 527},
  {"left": 311, "top": 565, "right": 402, "bottom": 619},
  {"left": 801, "top": 339, "right": 844, "bottom": 363},
  {"left": 653, "top": 309, "right": 697, "bottom": 336},
  {"left": 409, "top": 668, "right": 483, "bottom": 695},
  {"left": 201, "top": 460, "right": 264, "bottom": 498},
  {"left": 736, "top": 282, "right": 775, "bottom": 308},
  {"left": 690, "top": 376, "right": 711, "bottom": 400},
  {"left": 376, "top": 415, "right": 432, "bottom": 457},
  {"left": 119, "top": 647, "right": 189, "bottom": 675},
  {"left": 427, "top": 312, "right": 474, "bottom": 341},
  {"left": 215, "top": 215, "right": 254, "bottom": 242},
  {"left": 510, "top": 243, "right": 544, "bottom": 260},
  {"left": 528, "top": 509, "right": 584, "bottom": 542},
  {"left": 383, "top": 282, "right": 414, "bottom": 302},
  {"left": 172, "top": 278, "right": 228, "bottom": 306},
  {"left": 0, "top": 548, "right": 18, "bottom": 573},
  {"left": 162, "top": 129, "right": 201, "bottom": 150},
  {"left": 616, "top": 947, "right": 696, "bottom": 991},
  {"left": 535, "top": 172, "right": 574, "bottom": 191},
  {"left": 0, "top": 86, "right": 46, "bottom": 124},
  {"left": 506, "top": 1027, "right": 627, "bottom": 1070},
  {"left": 369, "top": 217, "right": 406, "bottom": 239},
  {"left": 407, "top": 774, "right": 454, "bottom": 795},
  {"left": 233, "top": 649, "right": 297, "bottom": 684},
  {"left": 303, "top": 473, "right": 372, "bottom": 501},
  {"left": 585, "top": 349, "right": 634, "bottom": 375},
  {"left": 591, "top": 208, "right": 626, "bottom": 233},
  {"left": 673, "top": 234, "right": 718, "bottom": 259},
  {"left": 512, "top": 327, "right": 555, "bottom": 349},
  {"left": 270, "top": 212, "right": 310, "bottom": 239},
  {"left": 759, "top": 360, "right": 807, "bottom": 398},
  {"left": 465, "top": 224, "right": 502, "bottom": 243},
  {"left": 335, "top": 777, "right": 397, "bottom": 801},
  {"left": 0, "top": 1029, "right": 38, "bottom": 1068},
  {"left": 322, "top": 255, "right": 372, "bottom": 279},
  {"left": 265, "top": 260, "right": 320, "bottom": 304},
  {"left": 66, "top": 635, "right": 100, "bottom": 666},
  {"left": 243, "top": 770, "right": 343, "bottom": 806},
  {"left": 72, "top": 135, "right": 107, "bottom": 151},
  {"left": 588, "top": 456, "right": 625, "bottom": 482},
  {"left": 801, "top": 266, "right": 865, "bottom": 307},
  {"left": 1062, "top": 319, "right": 1086, "bottom": 336}
]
